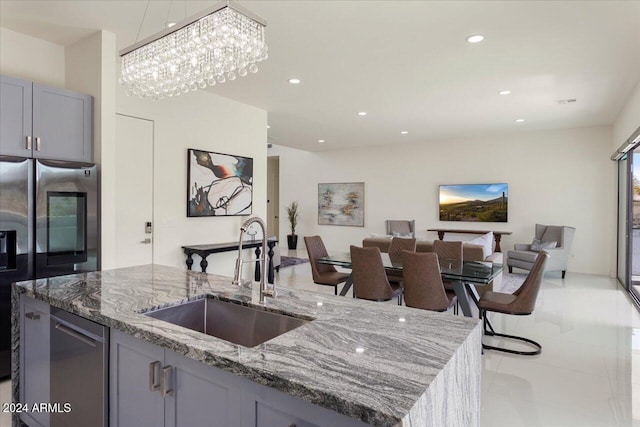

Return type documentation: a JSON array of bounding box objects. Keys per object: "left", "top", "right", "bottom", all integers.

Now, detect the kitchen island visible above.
[{"left": 12, "top": 264, "right": 481, "bottom": 426}]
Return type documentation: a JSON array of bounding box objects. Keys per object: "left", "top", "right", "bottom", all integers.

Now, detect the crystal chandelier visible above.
[{"left": 120, "top": 1, "right": 268, "bottom": 100}]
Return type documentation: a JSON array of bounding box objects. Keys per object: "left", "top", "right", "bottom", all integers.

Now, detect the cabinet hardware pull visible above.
[
  {"left": 35, "top": 137, "right": 41, "bottom": 151},
  {"left": 25, "top": 136, "right": 32, "bottom": 150},
  {"left": 25, "top": 312, "right": 40, "bottom": 320},
  {"left": 289, "top": 424, "right": 297, "bottom": 427},
  {"left": 148, "top": 361, "right": 161, "bottom": 392},
  {"left": 161, "top": 365, "right": 173, "bottom": 397}
]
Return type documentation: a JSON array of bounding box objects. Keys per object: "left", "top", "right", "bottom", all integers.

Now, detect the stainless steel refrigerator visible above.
[{"left": 0, "top": 156, "right": 98, "bottom": 379}]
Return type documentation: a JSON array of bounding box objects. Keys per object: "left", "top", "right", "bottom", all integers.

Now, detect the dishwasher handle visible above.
[{"left": 54, "top": 322, "right": 97, "bottom": 347}]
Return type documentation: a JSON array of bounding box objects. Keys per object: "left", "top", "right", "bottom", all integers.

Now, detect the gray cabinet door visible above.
[
  {"left": 244, "top": 376, "right": 369, "bottom": 427},
  {"left": 254, "top": 402, "right": 320, "bottom": 427},
  {"left": 19, "top": 296, "right": 50, "bottom": 427},
  {"left": 164, "top": 351, "right": 241, "bottom": 427},
  {"left": 110, "top": 330, "right": 165, "bottom": 427},
  {"left": 32, "top": 84, "right": 93, "bottom": 162},
  {"left": 0, "top": 75, "right": 32, "bottom": 157},
  {"left": 110, "top": 332, "right": 368, "bottom": 427}
]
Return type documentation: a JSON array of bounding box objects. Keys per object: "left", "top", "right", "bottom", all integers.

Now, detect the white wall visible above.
[
  {"left": 0, "top": 27, "right": 65, "bottom": 87},
  {"left": 613, "top": 81, "right": 640, "bottom": 147},
  {"left": 270, "top": 126, "right": 615, "bottom": 276},
  {"left": 117, "top": 86, "right": 268, "bottom": 277},
  {"left": 65, "top": 30, "right": 117, "bottom": 269}
]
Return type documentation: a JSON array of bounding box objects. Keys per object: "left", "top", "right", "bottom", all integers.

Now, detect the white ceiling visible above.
[{"left": 1, "top": 1, "right": 639, "bottom": 151}]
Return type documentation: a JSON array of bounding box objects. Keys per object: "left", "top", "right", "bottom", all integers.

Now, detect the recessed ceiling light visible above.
[
  {"left": 515, "top": 119, "right": 525, "bottom": 123},
  {"left": 167, "top": 22, "right": 177, "bottom": 28},
  {"left": 498, "top": 90, "right": 511, "bottom": 95},
  {"left": 358, "top": 112, "right": 367, "bottom": 116},
  {"left": 400, "top": 131, "right": 408, "bottom": 135},
  {"left": 316, "top": 301, "right": 323, "bottom": 307},
  {"left": 288, "top": 78, "right": 301, "bottom": 84},
  {"left": 318, "top": 139, "right": 325, "bottom": 143},
  {"left": 398, "top": 317, "right": 406, "bottom": 322},
  {"left": 355, "top": 347, "right": 365, "bottom": 354},
  {"left": 466, "top": 34, "right": 485, "bottom": 43},
  {"left": 266, "top": 125, "right": 270, "bottom": 129}
]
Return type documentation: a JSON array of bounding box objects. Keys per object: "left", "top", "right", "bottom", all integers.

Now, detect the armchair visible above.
[
  {"left": 507, "top": 224, "right": 575, "bottom": 278},
  {"left": 385, "top": 220, "right": 415, "bottom": 237}
]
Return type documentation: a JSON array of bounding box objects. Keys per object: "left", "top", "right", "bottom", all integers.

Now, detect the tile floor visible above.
[{"left": 1, "top": 250, "right": 639, "bottom": 427}]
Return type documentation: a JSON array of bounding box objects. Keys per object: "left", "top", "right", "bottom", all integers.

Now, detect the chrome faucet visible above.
[{"left": 232, "top": 216, "right": 276, "bottom": 304}]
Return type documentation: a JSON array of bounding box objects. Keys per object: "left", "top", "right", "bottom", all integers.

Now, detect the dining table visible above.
[{"left": 317, "top": 252, "right": 504, "bottom": 317}]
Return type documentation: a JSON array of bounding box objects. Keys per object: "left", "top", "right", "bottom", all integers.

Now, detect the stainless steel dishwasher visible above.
[{"left": 50, "top": 307, "right": 108, "bottom": 427}]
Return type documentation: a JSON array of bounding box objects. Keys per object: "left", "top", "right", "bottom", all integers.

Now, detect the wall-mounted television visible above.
[{"left": 439, "top": 183, "right": 508, "bottom": 222}]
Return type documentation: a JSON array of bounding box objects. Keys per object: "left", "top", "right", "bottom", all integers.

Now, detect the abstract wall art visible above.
[
  {"left": 318, "top": 182, "right": 365, "bottom": 227},
  {"left": 439, "top": 183, "right": 508, "bottom": 222},
  {"left": 187, "top": 148, "right": 253, "bottom": 217}
]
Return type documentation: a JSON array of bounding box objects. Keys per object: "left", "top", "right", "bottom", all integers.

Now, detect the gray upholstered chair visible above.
[
  {"left": 507, "top": 224, "right": 575, "bottom": 278},
  {"left": 385, "top": 220, "right": 415, "bottom": 237},
  {"left": 479, "top": 251, "right": 549, "bottom": 355}
]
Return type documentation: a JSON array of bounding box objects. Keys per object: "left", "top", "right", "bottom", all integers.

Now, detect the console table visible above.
[
  {"left": 182, "top": 237, "right": 278, "bottom": 284},
  {"left": 427, "top": 229, "right": 512, "bottom": 253}
]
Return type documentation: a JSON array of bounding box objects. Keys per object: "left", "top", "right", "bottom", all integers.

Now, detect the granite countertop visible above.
[{"left": 13, "top": 264, "right": 480, "bottom": 426}]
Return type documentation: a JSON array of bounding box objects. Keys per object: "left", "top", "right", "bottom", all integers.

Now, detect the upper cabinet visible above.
[
  {"left": 0, "top": 75, "right": 93, "bottom": 163},
  {"left": 0, "top": 75, "right": 32, "bottom": 158}
]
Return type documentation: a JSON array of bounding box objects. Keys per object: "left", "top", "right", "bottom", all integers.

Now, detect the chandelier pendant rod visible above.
[{"left": 119, "top": 0, "right": 267, "bottom": 57}]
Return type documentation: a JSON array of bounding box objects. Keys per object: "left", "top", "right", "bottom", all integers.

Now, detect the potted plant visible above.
[{"left": 286, "top": 201, "right": 300, "bottom": 249}]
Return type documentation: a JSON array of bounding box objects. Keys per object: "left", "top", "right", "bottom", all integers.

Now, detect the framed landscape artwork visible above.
[
  {"left": 187, "top": 148, "right": 253, "bottom": 217},
  {"left": 439, "top": 183, "right": 508, "bottom": 222},
  {"left": 318, "top": 182, "right": 365, "bottom": 227}
]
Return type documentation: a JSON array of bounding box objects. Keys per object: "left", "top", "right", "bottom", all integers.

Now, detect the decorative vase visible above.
[{"left": 287, "top": 234, "right": 298, "bottom": 250}]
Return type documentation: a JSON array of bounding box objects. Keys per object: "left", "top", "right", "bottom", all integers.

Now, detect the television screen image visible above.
[{"left": 439, "top": 183, "right": 508, "bottom": 222}]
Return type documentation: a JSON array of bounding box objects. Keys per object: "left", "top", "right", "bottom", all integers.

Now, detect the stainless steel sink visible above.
[{"left": 144, "top": 297, "right": 312, "bottom": 347}]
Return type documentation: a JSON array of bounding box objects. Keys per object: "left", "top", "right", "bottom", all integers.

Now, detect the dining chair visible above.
[
  {"left": 432, "top": 240, "right": 463, "bottom": 292},
  {"left": 401, "top": 251, "right": 457, "bottom": 313},
  {"left": 432, "top": 240, "right": 463, "bottom": 262},
  {"left": 478, "top": 251, "right": 549, "bottom": 356},
  {"left": 386, "top": 236, "right": 416, "bottom": 284},
  {"left": 304, "top": 236, "right": 350, "bottom": 295},
  {"left": 350, "top": 245, "right": 403, "bottom": 304}
]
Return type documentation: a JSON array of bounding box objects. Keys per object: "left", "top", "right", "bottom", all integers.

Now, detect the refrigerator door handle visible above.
[
  {"left": 25, "top": 136, "right": 32, "bottom": 150},
  {"left": 35, "top": 137, "right": 41, "bottom": 151}
]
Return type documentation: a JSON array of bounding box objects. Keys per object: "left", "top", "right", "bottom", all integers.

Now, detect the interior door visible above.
[{"left": 115, "top": 115, "right": 153, "bottom": 268}]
